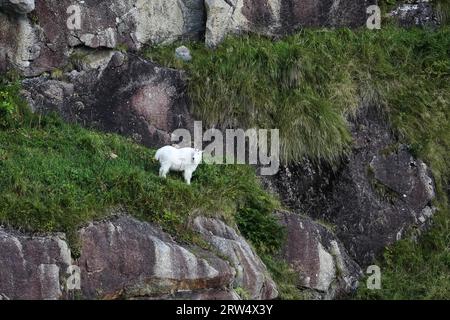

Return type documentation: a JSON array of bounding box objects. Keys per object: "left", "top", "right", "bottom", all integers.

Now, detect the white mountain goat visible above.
[{"left": 155, "top": 146, "right": 203, "bottom": 185}]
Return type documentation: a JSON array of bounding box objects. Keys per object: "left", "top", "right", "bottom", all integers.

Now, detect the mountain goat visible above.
[{"left": 155, "top": 146, "right": 203, "bottom": 185}]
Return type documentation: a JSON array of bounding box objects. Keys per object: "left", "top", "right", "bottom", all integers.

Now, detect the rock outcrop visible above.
[
  {"left": 1, "top": 0, "right": 381, "bottom": 75},
  {"left": 263, "top": 106, "right": 436, "bottom": 266},
  {"left": 0, "top": 215, "right": 278, "bottom": 300},
  {"left": 191, "top": 216, "right": 278, "bottom": 300},
  {"left": 276, "top": 211, "right": 361, "bottom": 299},
  {"left": 0, "top": 228, "right": 72, "bottom": 300},
  {"left": 0, "top": 0, "right": 205, "bottom": 76},
  {"left": 205, "top": 0, "right": 377, "bottom": 47},
  {"left": 21, "top": 52, "right": 193, "bottom": 148},
  {"left": 78, "top": 216, "right": 235, "bottom": 299}
]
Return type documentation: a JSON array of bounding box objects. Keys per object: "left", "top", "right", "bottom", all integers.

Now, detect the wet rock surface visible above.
[{"left": 77, "top": 216, "right": 235, "bottom": 299}]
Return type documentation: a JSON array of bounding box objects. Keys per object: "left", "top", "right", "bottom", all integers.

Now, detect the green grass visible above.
[
  {"left": 357, "top": 204, "right": 450, "bottom": 299},
  {"left": 0, "top": 78, "right": 282, "bottom": 247},
  {"left": 143, "top": 27, "right": 450, "bottom": 169},
  {"left": 144, "top": 26, "right": 450, "bottom": 299},
  {"left": 0, "top": 118, "right": 281, "bottom": 240}
]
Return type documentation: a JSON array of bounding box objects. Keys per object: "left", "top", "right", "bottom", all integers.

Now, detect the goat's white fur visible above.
[{"left": 155, "top": 146, "right": 203, "bottom": 185}]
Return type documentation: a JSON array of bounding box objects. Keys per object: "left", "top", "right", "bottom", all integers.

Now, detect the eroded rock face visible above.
[
  {"left": 78, "top": 216, "right": 235, "bottom": 299},
  {"left": 191, "top": 216, "right": 278, "bottom": 300},
  {"left": 21, "top": 52, "right": 193, "bottom": 148},
  {"left": 0, "top": 0, "right": 205, "bottom": 75},
  {"left": 205, "top": 0, "right": 376, "bottom": 47},
  {"left": 0, "top": 228, "right": 72, "bottom": 300},
  {"left": 276, "top": 211, "right": 361, "bottom": 299},
  {"left": 264, "top": 107, "right": 436, "bottom": 266}
]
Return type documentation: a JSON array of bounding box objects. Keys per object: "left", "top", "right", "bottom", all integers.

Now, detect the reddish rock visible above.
[
  {"left": 22, "top": 52, "right": 193, "bottom": 148},
  {"left": 0, "top": 228, "right": 72, "bottom": 300},
  {"left": 0, "top": 0, "right": 205, "bottom": 76},
  {"left": 276, "top": 211, "right": 362, "bottom": 299},
  {"left": 205, "top": 0, "right": 377, "bottom": 47},
  {"left": 77, "top": 216, "right": 235, "bottom": 299},
  {"left": 191, "top": 216, "right": 278, "bottom": 300}
]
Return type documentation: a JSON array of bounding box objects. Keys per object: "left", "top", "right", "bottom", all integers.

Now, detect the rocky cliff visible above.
[
  {"left": 0, "top": 0, "right": 444, "bottom": 300},
  {"left": 0, "top": 214, "right": 278, "bottom": 300},
  {"left": 1, "top": 0, "right": 379, "bottom": 76}
]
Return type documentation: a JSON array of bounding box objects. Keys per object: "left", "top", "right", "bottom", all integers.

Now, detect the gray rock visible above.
[
  {"left": 78, "top": 216, "right": 235, "bottom": 299},
  {"left": 389, "top": 1, "right": 438, "bottom": 27},
  {"left": 263, "top": 107, "right": 436, "bottom": 266},
  {"left": 205, "top": 0, "right": 377, "bottom": 47},
  {"left": 0, "top": 11, "right": 43, "bottom": 76},
  {"left": 0, "top": 228, "right": 72, "bottom": 300},
  {"left": 0, "top": 0, "right": 35, "bottom": 14},
  {"left": 0, "top": 0, "right": 205, "bottom": 76},
  {"left": 191, "top": 216, "right": 278, "bottom": 300},
  {"left": 276, "top": 211, "right": 362, "bottom": 299},
  {"left": 175, "top": 46, "right": 192, "bottom": 62},
  {"left": 22, "top": 53, "right": 193, "bottom": 148}
]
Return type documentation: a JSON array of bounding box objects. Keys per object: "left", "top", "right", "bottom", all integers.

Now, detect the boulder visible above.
[
  {"left": 77, "top": 216, "right": 235, "bottom": 299},
  {"left": 191, "top": 216, "right": 278, "bottom": 300},
  {"left": 263, "top": 107, "right": 436, "bottom": 266},
  {"left": 276, "top": 211, "right": 362, "bottom": 299},
  {"left": 205, "top": 0, "right": 377, "bottom": 47},
  {"left": 21, "top": 52, "right": 193, "bottom": 148},
  {"left": 175, "top": 45, "right": 193, "bottom": 62},
  {"left": 0, "top": 228, "right": 72, "bottom": 300}
]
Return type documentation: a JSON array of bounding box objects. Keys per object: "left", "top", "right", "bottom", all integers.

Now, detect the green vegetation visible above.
[
  {"left": 1, "top": 25, "right": 449, "bottom": 299},
  {"left": 144, "top": 26, "right": 450, "bottom": 299},
  {"left": 144, "top": 27, "right": 450, "bottom": 170},
  {"left": 357, "top": 204, "right": 450, "bottom": 299},
  {"left": 50, "top": 68, "right": 64, "bottom": 80},
  {"left": 0, "top": 75, "right": 32, "bottom": 129},
  {"left": 0, "top": 77, "right": 282, "bottom": 248}
]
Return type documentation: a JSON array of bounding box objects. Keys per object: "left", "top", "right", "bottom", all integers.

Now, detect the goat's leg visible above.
[{"left": 184, "top": 170, "right": 192, "bottom": 185}]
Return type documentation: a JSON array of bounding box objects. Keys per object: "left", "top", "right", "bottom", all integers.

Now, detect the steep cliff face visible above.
[
  {"left": 0, "top": 0, "right": 205, "bottom": 76},
  {"left": 263, "top": 107, "right": 436, "bottom": 266},
  {"left": 0, "top": 215, "right": 277, "bottom": 300},
  {"left": 1, "top": 0, "right": 379, "bottom": 75}
]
